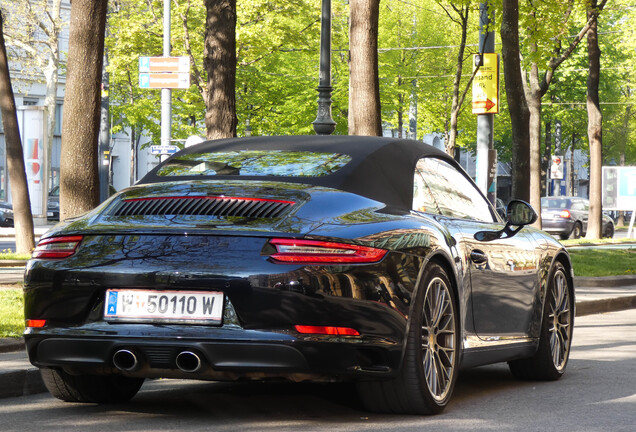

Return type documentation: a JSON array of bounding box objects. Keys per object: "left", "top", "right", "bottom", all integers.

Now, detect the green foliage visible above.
[
  {"left": 0, "top": 289, "right": 24, "bottom": 338},
  {"left": 106, "top": 0, "right": 204, "bottom": 148},
  {"left": 104, "top": 0, "right": 636, "bottom": 165}
]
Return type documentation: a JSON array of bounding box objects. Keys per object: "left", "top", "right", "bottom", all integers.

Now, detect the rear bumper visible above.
[
  {"left": 540, "top": 219, "right": 574, "bottom": 235},
  {"left": 25, "top": 327, "right": 401, "bottom": 381}
]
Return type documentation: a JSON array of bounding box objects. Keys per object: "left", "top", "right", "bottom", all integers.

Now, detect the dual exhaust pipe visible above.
[{"left": 112, "top": 349, "right": 202, "bottom": 373}]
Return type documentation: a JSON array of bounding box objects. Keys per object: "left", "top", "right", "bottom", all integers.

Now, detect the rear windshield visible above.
[
  {"left": 541, "top": 198, "right": 571, "bottom": 209},
  {"left": 157, "top": 150, "right": 352, "bottom": 177}
]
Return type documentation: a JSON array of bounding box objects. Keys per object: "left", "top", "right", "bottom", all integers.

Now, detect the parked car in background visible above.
[
  {"left": 47, "top": 185, "right": 117, "bottom": 222},
  {"left": 47, "top": 186, "right": 60, "bottom": 221},
  {"left": 25, "top": 136, "right": 575, "bottom": 415},
  {"left": 540, "top": 196, "right": 614, "bottom": 239},
  {"left": 0, "top": 202, "right": 14, "bottom": 227}
]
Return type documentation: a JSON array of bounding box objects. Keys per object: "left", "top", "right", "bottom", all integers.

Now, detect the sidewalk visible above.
[
  {"left": 1, "top": 274, "right": 635, "bottom": 400},
  {"left": 0, "top": 223, "right": 53, "bottom": 238}
]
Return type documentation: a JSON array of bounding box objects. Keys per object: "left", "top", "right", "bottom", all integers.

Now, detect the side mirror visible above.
[
  {"left": 474, "top": 200, "right": 538, "bottom": 242},
  {"left": 506, "top": 200, "right": 538, "bottom": 226}
]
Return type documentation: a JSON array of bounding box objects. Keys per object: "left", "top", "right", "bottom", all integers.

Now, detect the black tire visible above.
[
  {"left": 508, "top": 261, "right": 573, "bottom": 380},
  {"left": 357, "top": 263, "right": 459, "bottom": 414},
  {"left": 40, "top": 368, "right": 144, "bottom": 403},
  {"left": 603, "top": 224, "right": 614, "bottom": 238},
  {"left": 569, "top": 222, "right": 582, "bottom": 239}
]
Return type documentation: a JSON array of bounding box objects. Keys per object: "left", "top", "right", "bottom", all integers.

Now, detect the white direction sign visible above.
[
  {"left": 139, "top": 56, "right": 190, "bottom": 73},
  {"left": 139, "top": 73, "right": 190, "bottom": 89},
  {"left": 151, "top": 145, "right": 179, "bottom": 155},
  {"left": 139, "top": 56, "right": 191, "bottom": 89}
]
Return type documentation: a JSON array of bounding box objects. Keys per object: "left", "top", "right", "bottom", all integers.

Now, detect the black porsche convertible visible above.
[{"left": 24, "top": 135, "right": 574, "bottom": 415}]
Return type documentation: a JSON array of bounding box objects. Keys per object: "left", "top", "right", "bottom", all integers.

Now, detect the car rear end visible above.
[
  {"left": 23, "top": 180, "right": 427, "bottom": 383},
  {"left": 540, "top": 197, "right": 575, "bottom": 238}
]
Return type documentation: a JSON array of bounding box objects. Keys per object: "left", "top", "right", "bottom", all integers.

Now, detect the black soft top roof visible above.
[{"left": 139, "top": 135, "right": 459, "bottom": 210}]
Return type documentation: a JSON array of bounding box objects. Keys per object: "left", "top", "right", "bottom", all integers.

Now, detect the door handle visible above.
[{"left": 470, "top": 249, "right": 488, "bottom": 264}]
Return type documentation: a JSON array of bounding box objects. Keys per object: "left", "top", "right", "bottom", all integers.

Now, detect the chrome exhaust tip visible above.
[
  {"left": 175, "top": 351, "right": 202, "bottom": 373},
  {"left": 113, "top": 349, "right": 139, "bottom": 372}
]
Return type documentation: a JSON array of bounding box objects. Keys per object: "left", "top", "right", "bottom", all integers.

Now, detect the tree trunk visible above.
[
  {"left": 527, "top": 65, "right": 543, "bottom": 226},
  {"left": 203, "top": 0, "right": 237, "bottom": 139},
  {"left": 500, "top": 0, "right": 530, "bottom": 202},
  {"left": 445, "top": 4, "right": 469, "bottom": 157},
  {"left": 585, "top": 0, "right": 602, "bottom": 239},
  {"left": 44, "top": 0, "right": 62, "bottom": 193},
  {"left": 0, "top": 11, "right": 35, "bottom": 254},
  {"left": 348, "top": 0, "right": 381, "bottom": 136},
  {"left": 59, "top": 0, "right": 108, "bottom": 220},
  {"left": 542, "top": 120, "right": 552, "bottom": 197},
  {"left": 567, "top": 135, "right": 575, "bottom": 196}
]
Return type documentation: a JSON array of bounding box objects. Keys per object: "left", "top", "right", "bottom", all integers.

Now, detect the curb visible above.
[
  {"left": 0, "top": 369, "right": 47, "bottom": 399},
  {"left": 574, "top": 275, "right": 636, "bottom": 287},
  {"left": 0, "top": 260, "right": 27, "bottom": 267},
  {"left": 0, "top": 337, "right": 24, "bottom": 353},
  {"left": 576, "top": 295, "right": 636, "bottom": 316}
]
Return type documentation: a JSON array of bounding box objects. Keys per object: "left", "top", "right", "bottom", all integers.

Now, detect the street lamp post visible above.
[{"left": 312, "top": 0, "right": 336, "bottom": 135}]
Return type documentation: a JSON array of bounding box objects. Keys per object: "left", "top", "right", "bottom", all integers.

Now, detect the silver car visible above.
[{"left": 541, "top": 196, "right": 614, "bottom": 239}]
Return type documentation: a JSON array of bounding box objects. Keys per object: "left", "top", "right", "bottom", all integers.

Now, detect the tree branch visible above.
[{"left": 542, "top": 0, "right": 608, "bottom": 93}]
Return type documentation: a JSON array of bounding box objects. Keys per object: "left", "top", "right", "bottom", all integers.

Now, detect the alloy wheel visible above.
[
  {"left": 420, "top": 276, "right": 456, "bottom": 401},
  {"left": 548, "top": 269, "right": 571, "bottom": 371}
]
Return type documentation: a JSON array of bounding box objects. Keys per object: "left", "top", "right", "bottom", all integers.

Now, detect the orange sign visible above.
[{"left": 139, "top": 56, "right": 190, "bottom": 73}]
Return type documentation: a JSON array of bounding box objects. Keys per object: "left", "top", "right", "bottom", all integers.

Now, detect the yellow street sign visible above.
[{"left": 472, "top": 53, "right": 499, "bottom": 114}]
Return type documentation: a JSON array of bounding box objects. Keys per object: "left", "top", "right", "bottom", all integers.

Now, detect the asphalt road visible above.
[{"left": 1, "top": 309, "right": 634, "bottom": 432}]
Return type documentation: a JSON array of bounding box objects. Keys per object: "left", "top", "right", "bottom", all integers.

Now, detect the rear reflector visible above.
[
  {"left": 295, "top": 325, "right": 360, "bottom": 336},
  {"left": 25, "top": 319, "right": 46, "bottom": 328},
  {"left": 269, "top": 239, "right": 387, "bottom": 264},
  {"left": 32, "top": 236, "right": 83, "bottom": 259}
]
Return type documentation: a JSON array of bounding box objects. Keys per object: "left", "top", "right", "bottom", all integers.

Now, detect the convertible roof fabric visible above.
[{"left": 140, "top": 135, "right": 458, "bottom": 210}]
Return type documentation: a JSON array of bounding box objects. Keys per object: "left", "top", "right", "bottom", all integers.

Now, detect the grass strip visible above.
[
  {"left": 0, "top": 252, "right": 31, "bottom": 261},
  {"left": 0, "top": 288, "right": 24, "bottom": 338},
  {"left": 569, "top": 248, "right": 636, "bottom": 277}
]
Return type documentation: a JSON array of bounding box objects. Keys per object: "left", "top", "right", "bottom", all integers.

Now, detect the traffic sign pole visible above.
[
  {"left": 476, "top": 1, "right": 496, "bottom": 204},
  {"left": 161, "top": 0, "right": 172, "bottom": 163}
]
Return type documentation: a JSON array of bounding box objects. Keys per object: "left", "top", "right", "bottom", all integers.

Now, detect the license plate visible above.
[{"left": 104, "top": 289, "right": 224, "bottom": 324}]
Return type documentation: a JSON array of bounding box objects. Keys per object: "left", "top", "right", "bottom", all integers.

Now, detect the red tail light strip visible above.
[
  {"left": 123, "top": 196, "right": 295, "bottom": 205},
  {"left": 295, "top": 325, "right": 360, "bottom": 336},
  {"left": 26, "top": 319, "right": 46, "bottom": 328},
  {"left": 32, "top": 236, "right": 83, "bottom": 259},
  {"left": 269, "top": 238, "right": 387, "bottom": 264}
]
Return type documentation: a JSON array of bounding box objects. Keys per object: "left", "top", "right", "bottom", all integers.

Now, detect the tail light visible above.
[
  {"left": 32, "top": 236, "right": 83, "bottom": 259},
  {"left": 295, "top": 325, "right": 360, "bottom": 336},
  {"left": 559, "top": 209, "right": 571, "bottom": 219},
  {"left": 25, "top": 319, "right": 46, "bottom": 328},
  {"left": 268, "top": 238, "right": 387, "bottom": 264}
]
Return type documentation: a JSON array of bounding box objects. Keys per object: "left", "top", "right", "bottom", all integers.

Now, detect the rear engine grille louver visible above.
[{"left": 109, "top": 196, "right": 295, "bottom": 218}]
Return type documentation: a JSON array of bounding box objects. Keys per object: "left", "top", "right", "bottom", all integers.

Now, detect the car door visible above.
[
  {"left": 577, "top": 199, "right": 590, "bottom": 233},
  {"left": 415, "top": 157, "right": 540, "bottom": 339}
]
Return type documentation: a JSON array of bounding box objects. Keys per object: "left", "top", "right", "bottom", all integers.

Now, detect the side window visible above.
[
  {"left": 413, "top": 168, "right": 439, "bottom": 214},
  {"left": 416, "top": 157, "right": 495, "bottom": 223},
  {"left": 572, "top": 200, "right": 585, "bottom": 211}
]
